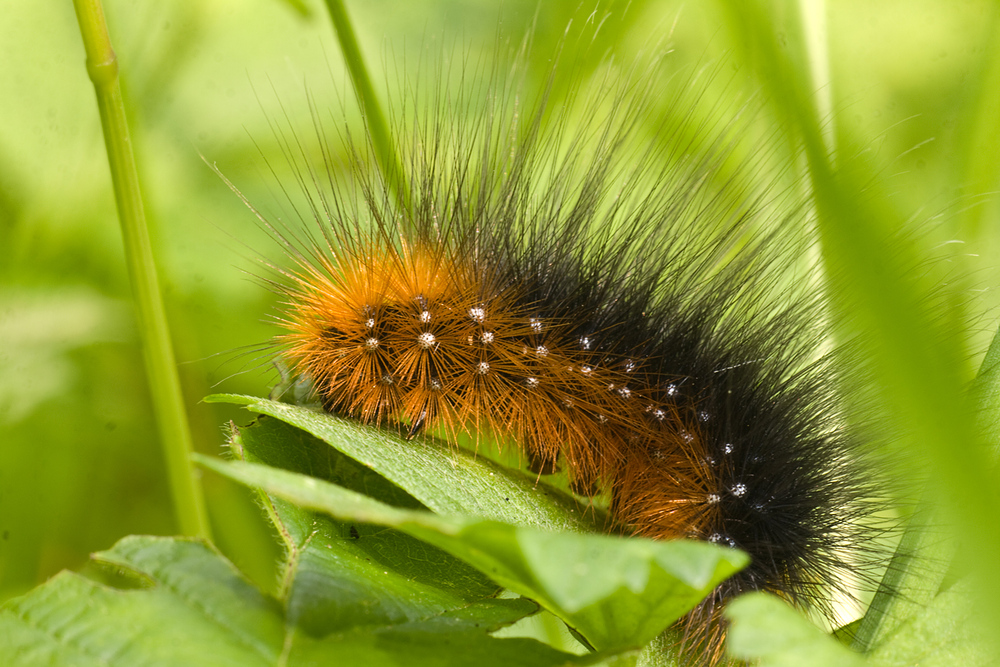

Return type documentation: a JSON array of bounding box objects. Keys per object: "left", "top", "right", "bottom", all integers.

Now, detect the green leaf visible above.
[
  {"left": 292, "top": 626, "right": 602, "bottom": 667},
  {"left": 197, "top": 454, "right": 748, "bottom": 652},
  {"left": 231, "top": 417, "right": 506, "bottom": 635},
  {"left": 867, "top": 579, "right": 997, "bottom": 667},
  {"left": 234, "top": 412, "right": 424, "bottom": 510},
  {"left": 857, "top": 320, "right": 1000, "bottom": 652},
  {"left": 0, "top": 536, "right": 593, "bottom": 667},
  {"left": 971, "top": 320, "right": 1000, "bottom": 459},
  {"left": 633, "top": 633, "right": 682, "bottom": 667},
  {"left": 207, "top": 394, "right": 600, "bottom": 531},
  {"left": 850, "top": 499, "right": 953, "bottom": 652},
  {"left": 0, "top": 537, "right": 284, "bottom": 667},
  {"left": 725, "top": 592, "right": 865, "bottom": 667}
]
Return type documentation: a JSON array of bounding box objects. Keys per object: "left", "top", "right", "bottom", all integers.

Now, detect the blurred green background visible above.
[{"left": 1, "top": 0, "right": 997, "bottom": 602}]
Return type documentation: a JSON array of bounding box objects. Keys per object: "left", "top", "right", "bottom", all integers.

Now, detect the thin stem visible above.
[
  {"left": 797, "top": 0, "right": 835, "bottom": 161},
  {"left": 71, "top": 0, "right": 211, "bottom": 540},
  {"left": 322, "top": 0, "right": 411, "bottom": 213},
  {"left": 959, "top": 7, "right": 1000, "bottom": 237}
]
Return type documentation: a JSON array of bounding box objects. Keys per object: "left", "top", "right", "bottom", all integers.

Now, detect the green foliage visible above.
[
  {"left": 196, "top": 398, "right": 747, "bottom": 652},
  {"left": 726, "top": 593, "right": 867, "bottom": 667},
  {"left": 726, "top": 585, "right": 996, "bottom": 667},
  {"left": 0, "top": 399, "right": 745, "bottom": 665},
  {"left": 207, "top": 395, "right": 599, "bottom": 530},
  {"left": 2, "top": 0, "right": 1000, "bottom": 665},
  {"left": 0, "top": 536, "right": 584, "bottom": 667}
]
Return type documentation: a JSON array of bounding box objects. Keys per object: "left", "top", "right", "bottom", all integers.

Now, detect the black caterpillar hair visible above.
[{"left": 249, "top": 33, "right": 897, "bottom": 665}]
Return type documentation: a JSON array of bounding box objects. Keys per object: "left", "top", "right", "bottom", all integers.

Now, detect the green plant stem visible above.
[
  {"left": 959, "top": 7, "right": 1000, "bottom": 237},
  {"left": 71, "top": 0, "right": 211, "bottom": 540},
  {"left": 797, "top": 0, "right": 834, "bottom": 158},
  {"left": 322, "top": 0, "right": 410, "bottom": 212}
]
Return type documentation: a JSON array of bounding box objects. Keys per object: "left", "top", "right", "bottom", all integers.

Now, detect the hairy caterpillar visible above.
[{"left": 245, "top": 35, "right": 893, "bottom": 666}]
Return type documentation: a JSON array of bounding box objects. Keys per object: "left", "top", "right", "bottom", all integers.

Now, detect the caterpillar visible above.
[{"left": 249, "top": 35, "right": 892, "bottom": 667}]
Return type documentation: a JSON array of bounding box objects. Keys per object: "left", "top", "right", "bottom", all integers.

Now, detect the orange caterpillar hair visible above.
[
  {"left": 261, "top": 50, "right": 888, "bottom": 665},
  {"left": 283, "top": 236, "right": 709, "bottom": 538}
]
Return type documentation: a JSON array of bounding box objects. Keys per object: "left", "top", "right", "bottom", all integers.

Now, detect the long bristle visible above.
[{"left": 259, "top": 43, "right": 894, "bottom": 665}]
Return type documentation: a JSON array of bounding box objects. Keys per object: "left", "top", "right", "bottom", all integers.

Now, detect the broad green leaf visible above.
[
  {"left": 231, "top": 417, "right": 505, "bottom": 635},
  {"left": 0, "top": 537, "right": 285, "bottom": 667},
  {"left": 207, "top": 394, "right": 600, "bottom": 531},
  {"left": 0, "top": 536, "right": 590, "bottom": 667},
  {"left": 197, "top": 454, "right": 748, "bottom": 652},
  {"left": 292, "top": 621, "right": 606, "bottom": 667},
  {"left": 233, "top": 412, "right": 423, "bottom": 509},
  {"left": 634, "top": 633, "right": 682, "bottom": 667},
  {"left": 725, "top": 592, "right": 865, "bottom": 667},
  {"left": 849, "top": 500, "right": 953, "bottom": 652},
  {"left": 867, "top": 579, "right": 997, "bottom": 667},
  {"left": 971, "top": 320, "right": 1000, "bottom": 459},
  {"left": 856, "top": 320, "right": 1000, "bottom": 652}
]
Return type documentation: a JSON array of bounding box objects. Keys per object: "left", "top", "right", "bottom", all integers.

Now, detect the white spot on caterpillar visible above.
[
  {"left": 618, "top": 387, "right": 632, "bottom": 398},
  {"left": 525, "top": 377, "right": 540, "bottom": 388},
  {"left": 469, "top": 307, "right": 486, "bottom": 323},
  {"left": 429, "top": 379, "right": 442, "bottom": 391},
  {"left": 580, "top": 336, "right": 592, "bottom": 350},
  {"left": 624, "top": 360, "right": 636, "bottom": 373},
  {"left": 724, "top": 443, "right": 734, "bottom": 455},
  {"left": 699, "top": 410, "right": 711, "bottom": 422},
  {"left": 364, "top": 337, "right": 379, "bottom": 350},
  {"left": 580, "top": 365, "right": 593, "bottom": 375},
  {"left": 562, "top": 397, "right": 575, "bottom": 408},
  {"left": 380, "top": 374, "right": 394, "bottom": 386},
  {"left": 597, "top": 414, "right": 608, "bottom": 423},
  {"left": 653, "top": 408, "right": 666, "bottom": 421},
  {"left": 732, "top": 483, "right": 747, "bottom": 497},
  {"left": 417, "top": 332, "right": 436, "bottom": 349},
  {"left": 535, "top": 345, "right": 549, "bottom": 357},
  {"left": 480, "top": 331, "right": 495, "bottom": 345},
  {"left": 530, "top": 318, "right": 543, "bottom": 332},
  {"left": 420, "top": 310, "right": 432, "bottom": 323},
  {"left": 681, "top": 430, "right": 694, "bottom": 443},
  {"left": 476, "top": 361, "right": 490, "bottom": 375},
  {"left": 365, "top": 318, "right": 375, "bottom": 329},
  {"left": 666, "top": 384, "right": 678, "bottom": 396},
  {"left": 709, "top": 533, "right": 737, "bottom": 548},
  {"left": 706, "top": 493, "right": 720, "bottom": 505}
]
